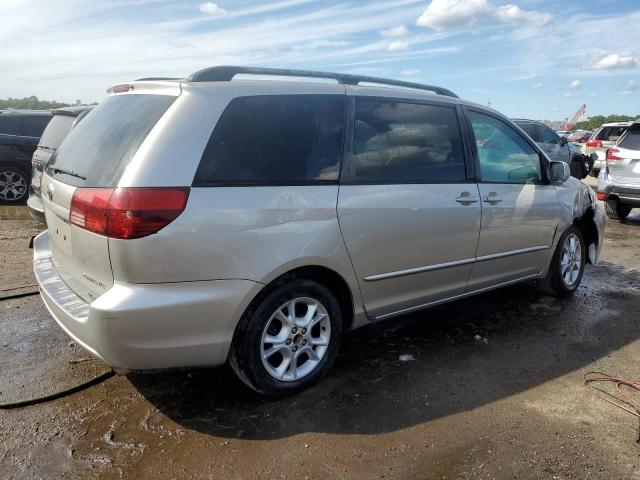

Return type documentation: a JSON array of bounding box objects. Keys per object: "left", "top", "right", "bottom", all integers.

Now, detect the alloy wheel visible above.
[
  {"left": 0, "top": 169, "right": 28, "bottom": 202},
  {"left": 260, "top": 297, "right": 331, "bottom": 382},
  {"left": 560, "top": 233, "right": 582, "bottom": 287}
]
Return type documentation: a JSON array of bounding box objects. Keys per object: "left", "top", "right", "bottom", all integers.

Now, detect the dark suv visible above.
[
  {"left": 512, "top": 119, "right": 592, "bottom": 179},
  {"left": 0, "top": 110, "right": 51, "bottom": 203}
]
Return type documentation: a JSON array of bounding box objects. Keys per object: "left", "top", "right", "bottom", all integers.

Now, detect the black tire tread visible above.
[
  {"left": 229, "top": 278, "right": 342, "bottom": 398},
  {"left": 536, "top": 225, "right": 585, "bottom": 297}
]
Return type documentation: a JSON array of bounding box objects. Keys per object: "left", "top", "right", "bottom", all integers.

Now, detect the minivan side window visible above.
[
  {"left": 194, "top": 95, "right": 345, "bottom": 185},
  {"left": 343, "top": 99, "right": 465, "bottom": 183},
  {"left": 468, "top": 111, "right": 542, "bottom": 184}
]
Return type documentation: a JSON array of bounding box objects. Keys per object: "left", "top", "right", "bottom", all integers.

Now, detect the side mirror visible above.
[
  {"left": 559, "top": 136, "right": 568, "bottom": 147},
  {"left": 549, "top": 161, "right": 570, "bottom": 184}
]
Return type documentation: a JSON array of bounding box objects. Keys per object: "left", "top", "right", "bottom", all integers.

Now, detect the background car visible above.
[
  {"left": 27, "top": 106, "right": 92, "bottom": 221},
  {"left": 568, "top": 130, "right": 592, "bottom": 143},
  {"left": 597, "top": 121, "right": 640, "bottom": 220},
  {"left": 556, "top": 130, "right": 571, "bottom": 137},
  {"left": 513, "top": 119, "right": 592, "bottom": 178},
  {"left": 0, "top": 109, "right": 51, "bottom": 204},
  {"left": 585, "top": 122, "right": 632, "bottom": 177}
]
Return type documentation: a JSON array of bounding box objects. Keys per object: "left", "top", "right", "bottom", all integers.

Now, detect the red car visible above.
[{"left": 568, "top": 130, "right": 592, "bottom": 143}]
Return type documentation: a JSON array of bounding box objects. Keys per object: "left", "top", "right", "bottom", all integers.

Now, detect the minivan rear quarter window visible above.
[
  {"left": 194, "top": 95, "right": 345, "bottom": 185},
  {"left": 46, "top": 94, "right": 176, "bottom": 187},
  {"left": 343, "top": 99, "right": 465, "bottom": 183}
]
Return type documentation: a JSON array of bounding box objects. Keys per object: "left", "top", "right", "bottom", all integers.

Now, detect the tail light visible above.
[
  {"left": 586, "top": 139, "right": 602, "bottom": 148},
  {"left": 597, "top": 192, "right": 606, "bottom": 200},
  {"left": 70, "top": 187, "right": 190, "bottom": 239},
  {"left": 606, "top": 149, "right": 622, "bottom": 163}
]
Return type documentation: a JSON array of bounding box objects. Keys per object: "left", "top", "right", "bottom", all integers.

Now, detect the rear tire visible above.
[
  {"left": 604, "top": 199, "right": 631, "bottom": 221},
  {"left": 0, "top": 163, "right": 29, "bottom": 204},
  {"left": 537, "top": 225, "right": 585, "bottom": 297},
  {"left": 229, "top": 279, "right": 342, "bottom": 398}
]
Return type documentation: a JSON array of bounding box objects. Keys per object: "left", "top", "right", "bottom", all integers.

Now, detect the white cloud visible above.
[
  {"left": 380, "top": 25, "right": 408, "bottom": 38},
  {"left": 591, "top": 53, "right": 638, "bottom": 70},
  {"left": 495, "top": 4, "right": 552, "bottom": 27},
  {"left": 400, "top": 68, "right": 422, "bottom": 76},
  {"left": 388, "top": 41, "right": 409, "bottom": 51},
  {"left": 416, "top": 0, "right": 551, "bottom": 31},
  {"left": 532, "top": 82, "right": 543, "bottom": 89},
  {"left": 198, "top": 2, "right": 227, "bottom": 16},
  {"left": 569, "top": 79, "right": 581, "bottom": 90},
  {"left": 620, "top": 80, "right": 639, "bottom": 95},
  {"left": 416, "top": 0, "right": 493, "bottom": 30}
]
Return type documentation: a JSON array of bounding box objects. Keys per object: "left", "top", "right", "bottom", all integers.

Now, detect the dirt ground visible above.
[{"left": 1, "top": 185, "right": 640, "bottom": 479}]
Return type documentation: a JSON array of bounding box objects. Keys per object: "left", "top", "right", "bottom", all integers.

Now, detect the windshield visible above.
[{"left": 46, "top": 94, "right": 176, "bottom": 187}]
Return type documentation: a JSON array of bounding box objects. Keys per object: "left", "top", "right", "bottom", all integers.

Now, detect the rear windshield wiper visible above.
[{"left": 49, "top": 167, "right": 87, "bottom": 180}]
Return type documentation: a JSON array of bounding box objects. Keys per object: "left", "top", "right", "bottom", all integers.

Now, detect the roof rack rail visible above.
[
  {"left": 135, "top": 77, "right": 183, "bottom": 81},
  {"left": 187, "top": 66, "right": 458, "bottom": 98}
]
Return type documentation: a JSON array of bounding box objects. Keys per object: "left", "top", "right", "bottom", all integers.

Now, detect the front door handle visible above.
[
  {"left": 455, "top": 192, "right": 478, "bottom": 205},
  {"left": 482, "top": 192, "right": 503, "bottom": 204}
]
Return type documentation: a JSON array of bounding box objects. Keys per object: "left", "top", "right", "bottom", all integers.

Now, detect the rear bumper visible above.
[
  {"left": 27, "top": 193, "right": 45, "bottom": 223},
  {"left": 598, "top": 183, "right": 640, "bottom": 207},
  {"left": 33, "top": 230, "right": 262, "bottom": 370}
]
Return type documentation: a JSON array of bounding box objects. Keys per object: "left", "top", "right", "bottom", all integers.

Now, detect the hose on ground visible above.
[
  {"left": 0, "top": 370, "right": 115, "bottom": 409},
  {"left": 584, "top": 371, "right": 640, "bottom": 443},
  {"left": 0, "top": 284, "right": 39, "bottom": 301}
]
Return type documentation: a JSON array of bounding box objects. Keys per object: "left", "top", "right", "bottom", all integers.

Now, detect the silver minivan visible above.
[{"left": 34, "top": 67, "right": 606, "bottom": 396}]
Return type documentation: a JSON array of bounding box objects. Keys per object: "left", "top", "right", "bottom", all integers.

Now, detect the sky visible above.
[{"left": 1, "top": 0, "right": 638, "bottom": 120}]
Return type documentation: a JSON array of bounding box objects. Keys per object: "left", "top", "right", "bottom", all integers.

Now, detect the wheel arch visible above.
[
  {"left": 240, "top": 264, "right": 357, "bottom": 333},
  {"left": 573, "top": 206, "right": 599, "bottom": 264}
]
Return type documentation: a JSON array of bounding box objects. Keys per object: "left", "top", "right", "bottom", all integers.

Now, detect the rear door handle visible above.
[
  {"left": 455, "top": 192, "right": 478, "bottom": 205},
  {"left": 482, "top": 193, "right": 503, "bottom": 204}
]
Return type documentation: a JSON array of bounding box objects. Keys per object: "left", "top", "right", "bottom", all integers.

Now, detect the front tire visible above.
[
  {"left": 229, "top": 279, "right": 342, "bottom": 397},
  {"left": 537, "top": 225, "right": 585, "bottom": 297},
  {"left": 604, "top": 199, "right": 631, "bottom": 221}
]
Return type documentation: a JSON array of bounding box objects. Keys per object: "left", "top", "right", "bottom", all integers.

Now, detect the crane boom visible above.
[{"left": 564, "top": 104, "right": 586, "bottom": 130}]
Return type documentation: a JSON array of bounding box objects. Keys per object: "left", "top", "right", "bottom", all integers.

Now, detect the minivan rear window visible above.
[
  {"left": 46, "top": 94, "right": 176, "bottom": 187},
  {"left": 618, "top": 125, "right": 640, "bottom": 150},
  {"left": 38, "top": 115, "right": 75, "bottom": 151},
  {"left": 193, "top": 95, "right": 345, "bottom": 185}
]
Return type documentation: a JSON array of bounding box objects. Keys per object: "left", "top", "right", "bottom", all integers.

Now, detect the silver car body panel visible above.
[{"left": 33, "top": 78, "right": 606, "bottom": 370}]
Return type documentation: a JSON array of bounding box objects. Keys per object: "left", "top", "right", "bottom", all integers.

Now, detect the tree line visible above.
[
  {"left": 0, "top": 96, "right": 96, "bottom": 110},
  {"left": 575, "top": 114, "right": 640, "bottom": 131}
]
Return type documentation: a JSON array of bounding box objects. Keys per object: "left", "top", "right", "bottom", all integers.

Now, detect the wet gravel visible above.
[{"left": 1, "top": 198, "right": 640, "bottom": 479}]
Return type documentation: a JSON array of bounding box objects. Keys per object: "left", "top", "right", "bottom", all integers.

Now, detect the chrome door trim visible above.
[
  {"left": 374, "top": 273, "right": 540, "bottom": 320},
  {"left": 364, "top": 245, "right": 549, "bottom": 282},
  {"left": 475, "top": 245, "right": 549, "bottom": 262},
  {"left": 363, "top": 257, "right": 476, "bottom": 282}
]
